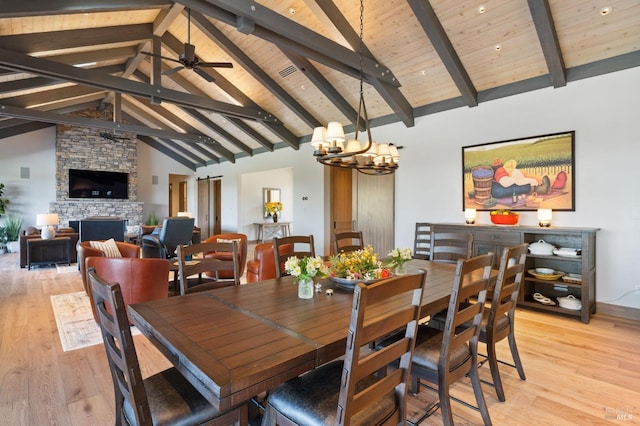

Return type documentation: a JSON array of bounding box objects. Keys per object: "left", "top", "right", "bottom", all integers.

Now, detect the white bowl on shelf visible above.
[{"left": 535, "top": 267, "right": 554, "bottom": 275}]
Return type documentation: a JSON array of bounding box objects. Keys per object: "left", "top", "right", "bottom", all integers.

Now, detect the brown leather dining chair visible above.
[
  {"left": 409, "top": 253, "right": 494, "bottom": 425},
  {"left": 87, "top": 269, "right": 248, "bottom": 426},
  {"left": 478, "top": 243, "right": 528, "bottom": 402},
  {"left": 177, "top": 241, "right": 240, "bottom": 295},
  {"left": 273, "top": 235, "right": 315, "bottom": 279},
  {"left": 263, "top": 269, "right": 428, "bottom": 425},
  {"left": 333, "top": 230, "right": 364, "bottom": 254}
]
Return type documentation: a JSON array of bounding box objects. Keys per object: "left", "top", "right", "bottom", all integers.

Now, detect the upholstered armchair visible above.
[
  {"left": 78, "top": 240, "right": 140, "bottom": 292},
  {"left": 245, "top": 242, "right": 292, "bottom": 283},
  {"left": 203, "top": 233, "right": 248, "bottom": 278},
  {"left": 141, "top": 217, "right": 195, "bottom": 259},
  {"left": 86, "top": 257, "right": 170, "bottom": 324}
]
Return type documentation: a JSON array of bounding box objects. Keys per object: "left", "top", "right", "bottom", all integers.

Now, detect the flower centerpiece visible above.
[
  {"left": 328, "top": 245, "right": 392, "bottom": 289},
  {"left": 284, "top": 255, "right": 328, "bottom": 299},
  {"left": 385, "top": 247, "right": 413, "bottom": 275},
  {"left": 265, "top": 201, "right": 283, "bottom": 222}
]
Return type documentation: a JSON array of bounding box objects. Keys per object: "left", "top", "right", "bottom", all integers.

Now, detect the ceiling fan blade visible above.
[
  {"left": 141, "top": 51, "right": 183, "bottom": 65},
  {"left": 194, "top": 67, "right": 216, "bottom": 83},
  {"left": 198, "top": 62, "right": 233, "bottom": 68},
  {"left": 163, "top": 66, "right": 185, "bottom": 76}
]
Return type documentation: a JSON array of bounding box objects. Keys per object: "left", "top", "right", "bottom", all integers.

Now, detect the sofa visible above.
[{"left": 19, "top": 227, "right": 79, "bottom": 268}]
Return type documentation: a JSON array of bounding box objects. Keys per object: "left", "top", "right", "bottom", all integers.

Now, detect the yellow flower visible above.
[{"left": 265, "top": 201, "right": 283, "bottom": 214}]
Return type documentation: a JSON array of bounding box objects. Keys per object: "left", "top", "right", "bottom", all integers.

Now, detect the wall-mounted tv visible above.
[{"left": 69, "top": 169, "right": 128, "bottom": 199}]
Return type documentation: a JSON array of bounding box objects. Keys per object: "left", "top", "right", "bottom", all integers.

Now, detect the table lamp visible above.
[
  {"left": 537, "top": 209, "right": 552, "bottom": 227},
  {"left": 36, "top": 213, "right": 59, "bottom": 239},
  {"left": 465, "top": 208, "right": 476, "bottom": 224}
]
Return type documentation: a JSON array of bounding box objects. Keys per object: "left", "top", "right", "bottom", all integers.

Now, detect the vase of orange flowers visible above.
[{"left": 265, "top": 201, "right": 283, "bottom": 223}]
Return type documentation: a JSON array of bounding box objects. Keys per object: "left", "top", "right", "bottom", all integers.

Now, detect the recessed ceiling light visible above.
[
  {"left": 478, "top": 6, "right": 486, "bottom": 14},
  {"left": 494, "top": 44, "right": 502, "bottom": 52},
  {"left": 288, "top": 7, "right": 296, "bottom": 15},
  {"left": 420, "top": 70, "right": 427, "bottom": 76},
  {"left": 600, "top": 6, "right": 613, "bottom": 16}
]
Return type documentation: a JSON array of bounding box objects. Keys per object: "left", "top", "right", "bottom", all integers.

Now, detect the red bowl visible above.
[{"left": 490, "top": 213, "right": 519, "bottom": 225}]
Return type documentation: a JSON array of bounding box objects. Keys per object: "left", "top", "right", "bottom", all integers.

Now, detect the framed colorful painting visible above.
[{"left": 462, "top": 131, "right": 575, "bottom": 211}]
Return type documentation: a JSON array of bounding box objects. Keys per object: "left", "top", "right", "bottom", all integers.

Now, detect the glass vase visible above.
[
  {"left": 298, "top": 278, "right": 313, "bottom": 299},
  {"left": 394, "top": 263, "right": 408, "bottom": 276}
]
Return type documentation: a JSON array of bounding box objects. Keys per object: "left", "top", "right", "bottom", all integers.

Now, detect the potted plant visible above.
[
  {"left": 4, "top": 214, "right": 23, "bottom": 253},
  {"left": 0, "top": 226, "right": 7, "bottom": 254},
  {"left": 0, "top": 183, "right": 9, "bottom": 216}
]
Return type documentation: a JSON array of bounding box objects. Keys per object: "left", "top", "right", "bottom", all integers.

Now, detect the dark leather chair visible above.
[
  {"left": 203, "top": 233, "right": 248, "bottom": 278},
  {"left": 263, "top": 270, "right": 428, "bottom": 426},
  {"left": 77, "top": 240, "right": 140, "bottom": 292},
  {"left": 478, "top": 243, "right": 528, "bottom": 401},
  {"left": 273, "top": 235, "right": 315, "bottom": 279},
  {"left": 409, "top": 254, "right": 494, "bottom": 425},
  {"left": 87, "top": 269, "right": 248, "bottom": 426},
  {"left": 177, "top": 241, "right": 240, "bottom": 295},
  {"left": 85, "top": 256, "right": 170, "bottom": 324},
  {"left": 332, "top": 230, "right": 363, "bottom": 254},
  {"left": 141, "top": 217, "right": 195, "bottom": 259}
]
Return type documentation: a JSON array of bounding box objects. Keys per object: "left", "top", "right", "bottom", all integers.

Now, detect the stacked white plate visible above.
[{"left": 553, "top": 247, "right": 581, "bottom": 257}]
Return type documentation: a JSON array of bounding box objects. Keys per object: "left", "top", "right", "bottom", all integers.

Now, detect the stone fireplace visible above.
[{"left": 50, "top": 109, "right": 143, "bottom": 226}]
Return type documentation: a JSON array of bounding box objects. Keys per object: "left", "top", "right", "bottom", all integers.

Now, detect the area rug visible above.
[{"left": 50, "top": 291, "right": 139, "bottom": 352}]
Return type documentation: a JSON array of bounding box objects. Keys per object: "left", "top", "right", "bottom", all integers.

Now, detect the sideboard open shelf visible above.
[{"left": 433, "top": 223, "right": 599, "bottom": 323}]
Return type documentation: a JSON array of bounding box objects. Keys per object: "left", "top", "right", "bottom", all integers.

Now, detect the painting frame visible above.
[{"left": 462, "top": 131, "right": 575, "bottom": 211}]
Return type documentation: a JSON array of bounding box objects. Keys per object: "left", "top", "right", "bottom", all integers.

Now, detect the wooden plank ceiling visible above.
[{"left": 0, "top": 0, "right": 638, "bottom": 170}]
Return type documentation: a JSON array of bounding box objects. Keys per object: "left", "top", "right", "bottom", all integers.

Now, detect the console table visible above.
[
  {"left": 433, "top": 223, "right": 599, "bottom": 323},
  {"left": 27, "top": 237, "right": 71, "bottom": 270},
  {"left": 253, "top": 222, "right": 291, "bottom": 242}
]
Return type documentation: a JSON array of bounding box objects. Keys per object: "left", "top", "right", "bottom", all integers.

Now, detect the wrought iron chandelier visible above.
[{"left": 311, "top": 0, "right": 399, "bottom": 175}]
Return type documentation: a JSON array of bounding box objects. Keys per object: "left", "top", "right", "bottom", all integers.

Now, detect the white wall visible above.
[{"left": 1, "top": 67, "right": 638, "bottom": 310}]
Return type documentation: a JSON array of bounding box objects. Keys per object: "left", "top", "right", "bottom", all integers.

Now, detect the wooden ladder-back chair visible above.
[
  {"left": 479, "top": 243, "right": 528, "bottom": 401},
  {"left": 413, "top": 222, "right": 432, "bottom": 260},
  {"left": 87, "top": 269, "right": 247, "bottom": 426},
  {"left": 273, "top": 235, "right": 315, "bottom": 279},
  {"left": 431, "top": 231, "right": 473, "bottom": 264},
  {"left": 263, "top": 270, "right": 428, "bottom": 425},
  {"left": 409, "top": 254, "right": 494, "bottom": 426},
  {"left": 177, "top": 241, "right": 240, "bottom": 295},
  {"left": 333, "top": 230, "right": 364, "bottom": 255}
]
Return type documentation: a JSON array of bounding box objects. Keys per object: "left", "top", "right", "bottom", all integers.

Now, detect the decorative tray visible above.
[
  {"left": 561, "top": 273, "right": 582, "bottom": 284},
  {"left": 553, "top": 248, "right": 582, "bottom": 258},
  {"left": 329, "top": 276, "right": 385, "bottom": 291},
  {"left": 528, "top": 269, "right": 565, "bottom": 280}
]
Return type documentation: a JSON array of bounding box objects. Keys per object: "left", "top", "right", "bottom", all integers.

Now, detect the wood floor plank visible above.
[{"left": 0, "top": 252, "right": 638, "bottom": 425}]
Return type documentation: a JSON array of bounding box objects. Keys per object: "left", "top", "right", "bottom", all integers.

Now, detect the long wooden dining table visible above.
[{"left": 128, "top": 259, "right": 491, "bottom": 412}]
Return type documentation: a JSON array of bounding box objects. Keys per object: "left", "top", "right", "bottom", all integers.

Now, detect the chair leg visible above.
[
  {"left": 508, "top": 332, "right": 526, "bottom": 381},
  {"left": 438, "top": 381, "right": 455, "bottom": 426},
  {"left": 486, "top": 340, "right": 506, "bottom": 402},
  {"left": 469, "top": 363, "right": 492, "bottom": 426}
]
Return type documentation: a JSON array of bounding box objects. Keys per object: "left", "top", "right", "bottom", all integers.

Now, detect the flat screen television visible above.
[{"left": 68, "top": 169, "right": 128, "bottom": 199}]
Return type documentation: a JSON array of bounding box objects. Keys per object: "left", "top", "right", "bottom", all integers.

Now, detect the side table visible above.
[{"left": 27, "top": 237, "right": 71, "bottom": 270}]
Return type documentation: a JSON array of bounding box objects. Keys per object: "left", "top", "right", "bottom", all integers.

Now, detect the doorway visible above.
[
  {"left": 169, "top": 174, "right": 189, "bottom": 216},
  {"left": 198, "top": 177, "right": 221, "bottom": 240}
]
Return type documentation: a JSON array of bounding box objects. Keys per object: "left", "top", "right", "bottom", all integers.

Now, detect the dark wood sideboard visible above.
[{"left": 433, "top": 223, "right": 599, "bottom": 323}]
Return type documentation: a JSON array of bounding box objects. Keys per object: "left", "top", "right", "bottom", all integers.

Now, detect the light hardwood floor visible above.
[{"left": 1, "top": 251, "right": 639, "bottom": 425}]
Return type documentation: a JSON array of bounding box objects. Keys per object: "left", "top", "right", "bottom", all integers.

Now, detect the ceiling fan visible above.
[{"left": 142, "top": 8, "right": 232, "bottom": 82}]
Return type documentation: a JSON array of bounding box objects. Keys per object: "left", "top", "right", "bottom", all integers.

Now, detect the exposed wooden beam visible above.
[
  {"left": 0, "top": 104, "right": 220, "bottom": 145},
  {"left": 0, "top": 65, "right": 123, "bottom": 94},
  {"left": 189, "top": 10, "right": 320, "bottom": 132},
  {"left": 0, "top": 48, "right": 278, "bottom": 122},
  {"left": 0, "top": 0, "right": 170, "bottom": 18},
  {"left": 0, "top": 121, "right": 54, "bottom": 139},
  {"left": 184, "top": 0, "right": 401, "bottom": 87},
  {"left": 408, "top": 0, "right": 478, "bottom": 107},
  {"left": 527, "top": 0, "right": 567, "bottom": 88},
  {"left": 136, "top": 135, "right": 198, "bottom": 170},
  {"left": 1, "top": 85, "right": 108, "bottom": 108}
]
